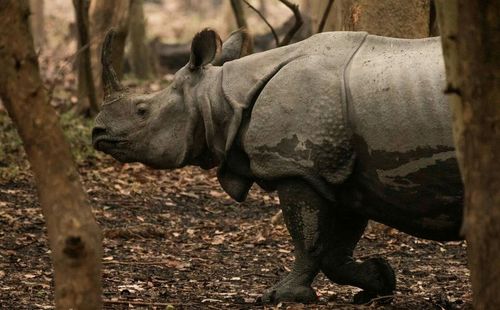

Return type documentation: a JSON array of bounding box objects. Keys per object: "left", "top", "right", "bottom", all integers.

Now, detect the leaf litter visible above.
[{"left": 0, "top": 157, "right": 472, "bottom": 309}]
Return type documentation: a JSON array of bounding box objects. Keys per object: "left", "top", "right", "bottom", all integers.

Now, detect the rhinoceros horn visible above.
[{"left": 101, "top": 29, "right": 125, "bottom": 99}]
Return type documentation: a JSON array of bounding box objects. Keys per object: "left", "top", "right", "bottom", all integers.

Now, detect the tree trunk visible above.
[
  {"left": 0, "top": 1, "right": 103, "bottom": 309},
  {"left": 128, "top": 0, "right": 154, "bottom": 79},
  {"left": 90, "top": 0, "right": 130, "bottom": 101},
  {"left": 436, "top": 1, "right": 500, "bottom": 308},
  {"left": 298, "top": 0, "right": 312, "bottom": 15},
  {"left": 311, "top": 0, "right": 432, "bottom": 38},
  {"left": 73, "top": 0, "right": 99, "bottom": 116},
  {"left": 29, "top": 0, "right": 44, "bottom": 49},
  {"left": 230, "top": 0, "right": 247, "bottom": 29}
]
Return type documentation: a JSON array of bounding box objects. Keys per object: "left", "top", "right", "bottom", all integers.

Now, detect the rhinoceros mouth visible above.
[{"left": 92, "top": 136, "right": 128, "bottom": 152}]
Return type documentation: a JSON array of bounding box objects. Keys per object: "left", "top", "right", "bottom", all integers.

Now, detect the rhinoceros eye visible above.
[{"left": 136, "top": 103, "right": 148, "bottom": 117}]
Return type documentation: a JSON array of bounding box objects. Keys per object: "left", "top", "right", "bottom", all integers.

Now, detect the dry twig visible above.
[
  {"left": 240, "top": 0, "right": 303, "bottom": 48},
  {"left": 362, "top": 294, "right": 395, "bottom": 305},
  {"left": 277, "top": 0, "right": 303, "bottom": 46},
  {"left": 46, "top": 43, "right": 89, "bottom": 104},
  {"left": 241, "top": 0, "right": 279, "bottom": 47},
  {"left": 317, "top": 0, "right": 335, "bottom": 33},
  {"left": 103, "top": 299, "right": 188, "bottom": 307},
  {"left": 103, "top": 260, "right": 177, "bottom": 265}
]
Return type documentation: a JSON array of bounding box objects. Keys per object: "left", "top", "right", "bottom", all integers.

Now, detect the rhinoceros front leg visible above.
[{"left": 262, "top": 179, "right": 327, "bottom": 304}]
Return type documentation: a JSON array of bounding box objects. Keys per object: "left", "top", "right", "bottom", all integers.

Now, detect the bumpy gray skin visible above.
[{"left": 93, "top": 29, "right": 463, "bottom": 304}]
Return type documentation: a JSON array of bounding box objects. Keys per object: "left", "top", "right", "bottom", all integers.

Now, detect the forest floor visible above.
[
  {"left": 0, "top": 1, "right": 471, "bottom": 308},
  {"left": 0, "top": 112, "right": 472, "bottom": 309}
]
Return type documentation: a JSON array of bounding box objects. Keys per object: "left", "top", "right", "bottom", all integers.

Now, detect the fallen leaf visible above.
[{"left": 211, "top": 235, "right": 225, "bottom": 245}]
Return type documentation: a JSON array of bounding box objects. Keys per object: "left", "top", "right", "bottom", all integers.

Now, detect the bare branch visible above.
[
  {"left": 230, "top": 0, "right": 247, "bottom": 28},
  {"left": 317, "top": 0, "right": 335, "bottom": 33},
  {"left": 103, "top": 300, "right": 196, "bottom": 307},
  {"left": 241, "top": 0, "right": 279, "bottom": 47},
  {"left": 278, "top": 0, "right": 303, "bottom": 47},
  {"left": 46, "top": 43, "right": 90, "bottom": 105}
]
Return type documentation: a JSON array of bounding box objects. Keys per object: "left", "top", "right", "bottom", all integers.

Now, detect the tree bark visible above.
[
  {"left": 298, "top": 0, "right": 312, "bottom": 15},
  {"left": 90, "top": 0, "right": 131, "bottom": 101},
  {"left": 29, "top": 0, "right": 44, "bottom": 49},
  {"left": 230, "top": 0, "right": 248, "bottom": 29},
  {"left": 0, "top": 1, "right": 103, "bottom": 309},
  {"left": 73, "top": 0, "right": 99, "bottom": 116},
  {"left": 128, "top": 0, "right": 154, "bottom": 79},
  {"left": 436, "top": 1, "right": 500, "bottom": 308},
  {"left": 311, "top": 0, "right": 431, "bottom": 38}
]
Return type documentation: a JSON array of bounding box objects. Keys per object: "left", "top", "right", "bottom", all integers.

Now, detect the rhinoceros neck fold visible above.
[
  {"left": 194, "top": 66, "right": 235, "bottom": 164},
  {"left": 194, "top": 62, "right": 285, "bottom": 167}
]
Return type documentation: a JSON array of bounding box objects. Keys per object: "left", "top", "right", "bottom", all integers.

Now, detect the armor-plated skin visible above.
[
  {"left": 92, "top": 29, "right": 464, "bottom": 304},
  {"left": 346, "top": 36, "right": 462, "bottom": 240}
]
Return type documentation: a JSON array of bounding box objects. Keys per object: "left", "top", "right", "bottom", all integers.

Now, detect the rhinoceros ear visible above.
[
  {"left": 189, "top": 28, "right": 222, "bottom": 70},
  {"left": 212, "top": 28, "right": 251, "bottom": 66}
]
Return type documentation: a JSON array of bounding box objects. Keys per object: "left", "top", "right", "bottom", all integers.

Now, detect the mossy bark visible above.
[{"left": 0, "top": 1, "right": 103, "bottom": 308}]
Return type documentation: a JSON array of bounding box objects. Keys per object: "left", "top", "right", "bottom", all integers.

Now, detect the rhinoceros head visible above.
[{"left": 92, "top": 28, "right": 250, "bottom": 169}]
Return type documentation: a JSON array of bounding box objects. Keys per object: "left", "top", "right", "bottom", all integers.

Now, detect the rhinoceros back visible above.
[
  {"left": 347, "top": 35, "right": 452, "bottom": 155},
  {"left": 346, "top": 35, "right": 463, "bottom": 239}
]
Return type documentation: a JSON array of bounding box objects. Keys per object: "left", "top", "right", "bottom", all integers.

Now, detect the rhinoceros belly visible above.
[{"left": 346, "top": 35, "right": 463, "bottom": 240}]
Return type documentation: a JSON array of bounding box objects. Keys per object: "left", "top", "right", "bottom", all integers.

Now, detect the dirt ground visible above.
[
  {"left": 0, "top": 155, "right": 471, "bottom": 309},
  {"left": 0, "top": 1, "right": 472, "bottom": 309}
]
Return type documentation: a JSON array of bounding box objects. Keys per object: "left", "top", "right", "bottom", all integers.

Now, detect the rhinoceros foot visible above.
[
  {"left": 262, "top": 283, "right": 317, "bottom": 304},
  {"left": 320, "top": 256, "right": 396, "bottom": 304},
  {"left": 350, "top": 257, "right": 396, "bottom": 305}
]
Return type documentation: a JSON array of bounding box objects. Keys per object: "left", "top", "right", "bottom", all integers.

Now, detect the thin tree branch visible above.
[
  {"left": 73, "top": 0, "right": 99, "bottom": 115},
  {"left": 278, "top": 0, "right": 303, "bottom": 47},
  {"left": 46, "top": 43, "right": 90, "bottom": 105},
  {"left": 103, "top": 300, "right": 196, "bottom": 307},
  {"left": 361, "top": 295, "right": 395, "bottom": 305},
  {"left": 241, "top": 0, "right": 279, "bottom": 47},
  {"left": 317, "top": 0, "right": 335, "bottom": 33},
  {"left": 230, "top": 0, "right": 247, "bottom": 28}
]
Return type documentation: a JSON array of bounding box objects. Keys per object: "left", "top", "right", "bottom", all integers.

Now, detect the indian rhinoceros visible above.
[{"left": 92, "top": 28, "right": 463, "bottom": 304}]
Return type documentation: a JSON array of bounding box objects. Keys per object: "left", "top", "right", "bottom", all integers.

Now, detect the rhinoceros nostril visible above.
[{"left": 91, "top": 126, "right": 107, "bottom": 141}]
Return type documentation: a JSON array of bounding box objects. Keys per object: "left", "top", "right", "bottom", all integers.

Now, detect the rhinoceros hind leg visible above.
[
  {"left": 320, "top": 221, "right": 396, "bottom": 304},
  {"left": 262, "top": 179, "right": 331, "bottom": 304}
]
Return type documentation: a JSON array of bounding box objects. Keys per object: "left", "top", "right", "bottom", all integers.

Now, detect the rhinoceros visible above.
[{"left": 92, "top": 28, "right": 464, "bottom": 304}]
